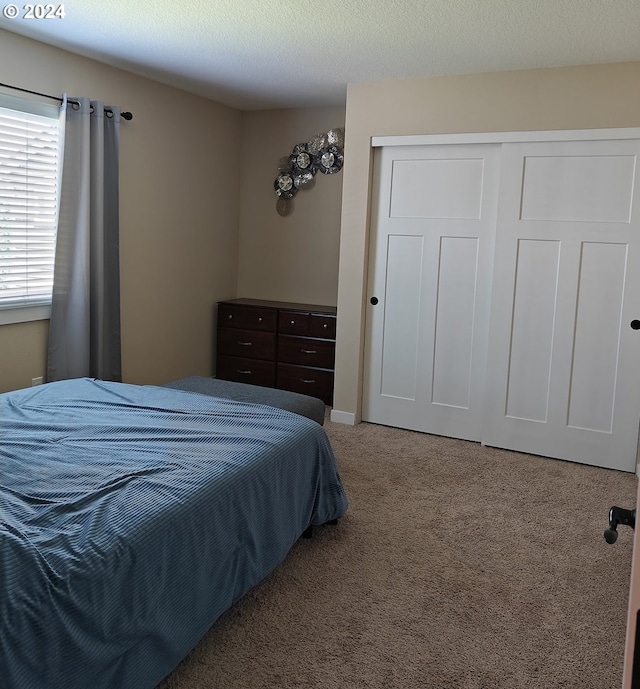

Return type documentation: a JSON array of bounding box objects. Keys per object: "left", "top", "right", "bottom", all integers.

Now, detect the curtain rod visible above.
[{"left": 0, "top": 82, "right": 133, "bottom": 120}]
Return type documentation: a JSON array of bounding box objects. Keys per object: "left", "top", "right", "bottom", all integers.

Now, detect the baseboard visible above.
[{"left": 330, "top": 409, "right": 357, "bottom": 425}]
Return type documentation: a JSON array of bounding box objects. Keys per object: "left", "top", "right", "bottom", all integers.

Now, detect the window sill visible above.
[{"left": 0, "top": 304, "right": 51, "bottom": 325}]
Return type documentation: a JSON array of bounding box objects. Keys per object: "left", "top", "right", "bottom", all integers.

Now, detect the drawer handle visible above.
[
  {"left": 290, "top": 320, "right": 295, "bottom": 325},
  {"left": 258, "top": 317, "right": 263, "bottom": 323},
  {"left": 301, "top": 349, "right": 317, "bottom": 354},
  {"left": 237, "top": 341, "right": 253, "bottom": 346},
  {"left": 300, "top": 378, "right": 316, "bottom": 384},
  {"left": 323, "top": 323, "right": 328, "bottom": 329},
  {"left": 237, "top": 369, "right": 252, "bottom": 374},
  {"left": 227, "top": 314, "right": 233, "bottom": 319}
]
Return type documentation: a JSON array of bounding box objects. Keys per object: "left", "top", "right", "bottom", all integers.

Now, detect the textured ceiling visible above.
[{"left": 1, "top": 0, "right": 639, "bottom": 110}]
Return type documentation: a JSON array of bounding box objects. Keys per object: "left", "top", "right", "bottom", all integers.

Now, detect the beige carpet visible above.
[{"left": 158, "top": 416, "right": 637, "bottom": 688}]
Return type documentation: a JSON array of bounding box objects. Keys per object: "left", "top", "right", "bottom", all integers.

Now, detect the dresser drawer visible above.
[
  {"left": 278, "top": 310, "right": 309, "bottom": 335},
  {"left": 277, "top": 363, "right": 333, "bottom": 405},
  {"left": 309, "top": 314, "right": 336, "bottom": 339},
  {"left": 218, "top": 304, "right": 277, "bottom": 332},
  {"left": 216, "top": 355, "right": 275, "bottom": 387},
  {"left": 278, "top": 335, "right": 335, "bottom": 369},
  {"left": 218, "top": 328, "right": 275, "bottom": 360}
]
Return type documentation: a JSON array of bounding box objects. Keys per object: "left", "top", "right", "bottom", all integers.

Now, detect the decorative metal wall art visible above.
[{"left": 274, "top": 128, "right": 344, "bottom": 216}]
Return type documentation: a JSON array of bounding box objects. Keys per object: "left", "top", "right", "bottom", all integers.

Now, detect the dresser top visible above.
[{"left": 219, "top": 298, "right": 337, "bottom": 315}]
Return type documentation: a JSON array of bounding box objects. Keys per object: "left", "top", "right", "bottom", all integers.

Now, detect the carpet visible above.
[{"left": 158, "top": 415, "right": 637, "bottom": 688}]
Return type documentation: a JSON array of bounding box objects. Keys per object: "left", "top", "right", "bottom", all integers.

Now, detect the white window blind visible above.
[{"left": 0, "top": 102, "right": 61, "bottom": 310}]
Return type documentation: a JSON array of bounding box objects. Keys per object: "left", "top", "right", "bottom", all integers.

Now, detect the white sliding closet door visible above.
[
  {"left": 362, "top": 144, "right": 501, "bottom": 441},
  {"left": 483, "top": 139, "right": 640, "bottom": 472}
]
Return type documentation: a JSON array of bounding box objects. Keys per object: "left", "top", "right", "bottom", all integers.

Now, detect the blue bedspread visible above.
[{"left": 0, "top": 378, "right": 348, "bottom": 689}]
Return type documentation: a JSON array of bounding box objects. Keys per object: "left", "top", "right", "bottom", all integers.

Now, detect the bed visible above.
[{"left": 0, "top": 377, "right": 348, "bottom": 689}]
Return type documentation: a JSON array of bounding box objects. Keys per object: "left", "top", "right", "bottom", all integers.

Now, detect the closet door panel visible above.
[
  {"left": 484, "top": 138, "right": 640, "bottom": 471},
  {"left": 567, "top": 242, "right": 627, "bottom": 433},
  {"left": 363, "top": 144, "right": 500, "bottom": 441},
  {"left": 431, "top": 236, "right": 479, "bottom": 409},
  {"left": 505, "top": 239, "right": 560, "bottom": 423},
  {"left": 379, "top": 234, "right": 424, "bottom": 400},
  {"left": 389, "top": 158, "right": 484, "bottom": 219},
  {"left": 520, "top": 153, "right": 635, "bottom": 223}
]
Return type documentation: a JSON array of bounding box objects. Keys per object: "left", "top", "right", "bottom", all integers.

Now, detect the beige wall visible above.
[
  {"left": 238, "top": 107, "right": 345, "bottom": 306},
  {"left": 0, "top": 30, "right": 242, "bottom": 392},
  {"left": 0, "top": 320, "right": 50, "bottom": 391},
  {"left": 334, "top": 62, "right": 640, "bottom": 420}
]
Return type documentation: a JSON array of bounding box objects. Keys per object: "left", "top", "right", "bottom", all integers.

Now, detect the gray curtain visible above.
[{"left": 47, "top": 98, "right": 122, "bottom": 382}]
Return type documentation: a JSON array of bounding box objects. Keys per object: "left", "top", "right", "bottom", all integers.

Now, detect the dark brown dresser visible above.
[{"left": 216, "top": 298, "right": 337, "bottom": 405}]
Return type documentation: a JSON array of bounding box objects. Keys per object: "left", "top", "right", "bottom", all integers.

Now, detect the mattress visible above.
[
  {"left": 163, "top": 375, "right": 326, "bottom": 425},
  {"left": 0, "top": 378, "right": 348, "bottom": 689}
]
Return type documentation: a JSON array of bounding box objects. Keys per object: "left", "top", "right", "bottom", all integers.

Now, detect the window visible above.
[{"left": 0, "top": 94, "right": 63, "bottom": 324}]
